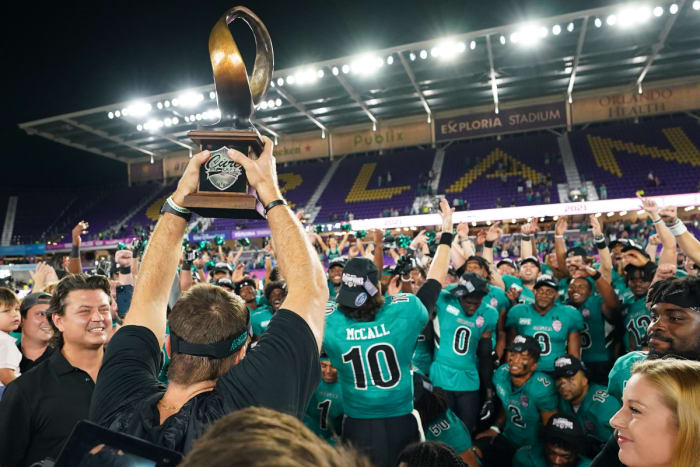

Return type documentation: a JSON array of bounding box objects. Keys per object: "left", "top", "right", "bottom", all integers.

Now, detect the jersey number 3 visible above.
[{"left": 342, "top": 344, "right": 401, "bottom": 390}]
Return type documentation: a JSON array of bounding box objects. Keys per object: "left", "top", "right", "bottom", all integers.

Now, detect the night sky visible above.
[{"left": 3, "top": 0, "right": 610, "bottom": 190}]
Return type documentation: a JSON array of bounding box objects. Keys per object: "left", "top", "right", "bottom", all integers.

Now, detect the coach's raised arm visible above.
[{"left": 89, "top": 136, "right": 328, "bottom": 453}]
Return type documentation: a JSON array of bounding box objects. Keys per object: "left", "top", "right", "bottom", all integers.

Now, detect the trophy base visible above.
[{"left": 184, "top": 129, "right": 265, "bottom": 219}]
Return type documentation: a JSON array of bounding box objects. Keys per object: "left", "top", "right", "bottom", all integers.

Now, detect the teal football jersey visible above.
[
  {"left": 323, "top": 293, "right": 429, "bottom": 418},
  {"left": 430, "top": 291, "right": 498, "bottom": 391},
  {"left": 493, "top": 364, "right": 559, "bottom": 448},
  {"left": 327, "top": 278, "right": 339, "bottom": 301},
  {"left": 557, "top": 383, "right": 619, "bottom": 443},
  {"left": 620, "top": 295, "right": 651, "bottom": 351},
  {"left": 576, "top": 295, "right": 615, "bottom": 364},
  {"left": 505, "top": 303, "right": 585, "bottom": 372},
  {"left": 250, "top": 306, "right": 273, "bottom": 337},
  {"left": 487, "top": 284, "right": 510, "bottom": 313},
  {"left": 611, "top": 269, "right": 626, "bottom": 292},
  {"left": 607, "top": 351, "right": 647, "bottom": 402},
  {"left": 425, "top": 409, "right": 473, "bottom": 454},
  {"left": 412, "top": 336, "right": 433, "bottom": 377},
  {"left": 503, "top": 275, "right": 535, "bottom": 305},
  {"left": 513, "top": 445, "right": 592, "bottom": 467},
  {"left": 303, "top": 379, "right": 344, "bottom": 444}
]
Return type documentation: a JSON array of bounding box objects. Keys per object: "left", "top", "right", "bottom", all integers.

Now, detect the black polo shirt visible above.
[
  {"left": 89, "top": 309, "right": 320, "bottom": 453},
  {"left": 17, "top": 342, "right": 55, "bottom": 374},
  {"left": 0, "top": 349, "right": 95, "bottom": 467}
]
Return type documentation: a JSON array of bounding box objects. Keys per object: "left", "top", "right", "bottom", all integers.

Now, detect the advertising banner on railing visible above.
[
  {"left": 332, "top": 120, "right": 432, "bottom": 155},
  {"left": 435, "top": 102, "right": 567, "bottom": 142},
  {"left": 45, "top": 237, "right": 135, "bottom": 251},
  {"left": 274, "top": 135, "right": 329, "bottom": 162},
  {"left": 572, "top": 82, "right": 700, "bottom": 123}
]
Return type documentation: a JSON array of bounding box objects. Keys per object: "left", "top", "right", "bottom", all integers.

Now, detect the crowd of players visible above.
[{"left": 0, "top": 138, "right": 699, "bottom": 467}]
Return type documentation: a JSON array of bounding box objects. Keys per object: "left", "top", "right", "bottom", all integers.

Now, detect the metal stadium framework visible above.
[{"left": 18, "top": 0, "right": 700, "bottom": 164}]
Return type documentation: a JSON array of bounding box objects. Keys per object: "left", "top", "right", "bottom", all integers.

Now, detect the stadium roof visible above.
[{"left": 18, "top": 0, "right": 700, "bottom": 163}]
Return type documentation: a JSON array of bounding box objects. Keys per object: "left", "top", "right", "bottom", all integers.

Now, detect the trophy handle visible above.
[{"left": 209, "top": 6, "right": 274, "bottom": 128}]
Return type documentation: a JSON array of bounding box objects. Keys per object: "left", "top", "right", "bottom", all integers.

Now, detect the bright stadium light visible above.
[
  {"left": 567, "top": 22, "right": 575, "bottom": 32},
  {"left": 164, "top": 117, "right": 172, "bottom": 126},
  {"left": 409, "top": 52, "right": 416, "bottom": 61},
  {"left": 595, "top": 212, "right": 603, "bottom": 217},
  {"left": 386, "top": 55, "right": 394, "bottom": 65},
  {"left": 499, "top": 35, "right": 506, "bottom": 45},
  {"left": 275, "top": 98, "right": 282, "bottom": 106},
  {"left": 184, "top": 116, "right": 190, "bottom": 122},
  {"left": 177, "top": 91, "right": 203, "bottom": 108},
  {"left": 126, "top": 101, "right": 151, "bottom": 117},
  {"left": 267, "top": 99, "right": 274, "bottom": 108},
  {"left": 209, "top": 91, "right": 216, "bottom": 99},
  {"left": 594, "top": 17, "right": 602, "bottom": 27},
  {"left": 432, "top": 40, "right": 466, "bottom": 59},
  {"left": 189, "top": 114, "right": 195, "bottom": 121},
  {"left": 538, "top": 26, "right": 548, "bottom": 37},
  {"left": 114, "top": 110, "right": 121, "bottom": 118},
  {"left": 606, "top": 14, "right": 617, "bottom": 26},
  {"left": 260, "top": 100, "right": 268, "bottom": 110},
  {"left": 156, "top": 102, "right": 163, "bottom": 109},
  {"left": 470, "top": 40, "right": 476, "bottom": 50},
  {"left": 653, "top": 6, "right": 664, "bottom": 16},
  {"left": 276, "top": 77, "right": 284, "bottom": 86},
  {"left": 122, "top": 108, "right": 128, "bottom": 116},
  {"left": 107, "top": 112, "right": 114, "bottom": 119},
  {"left": 510, "top": 32, "right": 520, "bottom": 44},
  {"left": 564, "top": 66, "right": 572, "bottom": 74},
  {"left": 669, "top": 3, "right": 678, "bottom": 14},
  {"left": 195, "top": 114, "right": 202, "bottom": 121},
  {"left": 694, "top": 0, "right": 700, "bottom": 10},
  {"left": 172, "top": 117, "right": 179, "bottom": 125},
  {"left": 164, "top": 100, "right": 170, "bottom": 108},
  {"left": 317, "top": 69, "right": 325, "bottom": 78},
  {"left": 342, "top": 64, "right": 350, "bottom": 73},
  {"left": 552, "top": 24, "right": 562, "bottom": 35},
  {"left": 332, "top": 66, "right": 339, "bottom": 75},
  {"left": 136, "top": 124, "right": 143, "bottom": 131},
  {"left": 351, "top": 54, "right": 382, "bottom": 74},
  {"left": 286, "top": 75, "right": 295, "bottom": 84},
  {"left": 619, "top": 211, "right": 627, "bottom": 216},
  {"left": 607, "top": 212, "right": 615, "bottom": 217},
  {"left": 636, "top": 6, "right": 651, "bottom": 22},
  {"left": 419, "top": 49, "right": 428, "bottom": 59}
]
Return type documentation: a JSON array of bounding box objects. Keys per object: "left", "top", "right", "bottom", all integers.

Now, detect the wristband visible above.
[
  {"left": 591, "top": 270, "right": 602, "bottom": 281},
  {"left": 594, "top": 236, "right": 607, "bottom": 250},
  {"left": 160, "top": 196, "right": 192, "bottom": 222},
  {"left": 118, "top": 266, "right": 131, "bottom": 275},
  {"left": 264, "top": 199, "right": 288, "bottom": 215},
  {"left": 554, "top": 234, "right": 564, "bottom": 239},
  {"left": 70, "top": 245, "right": 80, "bottom": 259},
  {"left": 652, "top": 218, "right": 664, "bottom": 225},
  {"left": 484, "top": 240, "right": 494, "bottom": 248},
  {"left": 668, "top": 219, "right": 688, "bottom": 237},
  {"left": 489, "top": 425, "right": 502, "bottom": 434},
  {"left": 439, "top": 232, "right": 454, "bottom": 246},
  {"left": 182, "top": 261, "right": 193, "bottom": 271},
  {"left": 520, "top": 235, "right": 532, "bottom": 241}
]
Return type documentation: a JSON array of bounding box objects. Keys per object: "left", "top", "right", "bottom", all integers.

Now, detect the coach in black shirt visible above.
[
  {"left": 0, "top": 275, "right": 113, "bottom": 466},
  {"left": 89, "top": 138, "right": 329, "bottom": 453}
]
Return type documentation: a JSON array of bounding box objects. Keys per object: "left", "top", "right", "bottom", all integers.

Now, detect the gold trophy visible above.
[{"left": 183, "top": 6, "right": 273, "bottom": 218}]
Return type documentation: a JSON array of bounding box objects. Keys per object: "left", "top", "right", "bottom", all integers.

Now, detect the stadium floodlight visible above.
[
  {"left": 341, "top": 64, "right": 350, "bottom": 74},
  {"left": 322, "top": 128, "right": 326, "bottom": 139},
  {"left": 184, "top": 116, "right": 190, "bottom": 122},
  {"left": 372, "top": 121, "right": 377, "bottom": 132},
  {"left": 595, "top": 212, "right": 603, "bottom": 217},
  {"left": 636, "top": 210, "right": 645, "bottom": 214},
  {"left": 189, "top": 114, "right": 195, "bottom": 121},
  {"left": 669, "top": 3, "right": 678, "bottom": 14},
  {"left": 209, "top": 91, "right": 216, "bottom": 99},
  {"left": 144, "top": 119, "right": 160, "bottom": 131},
  {"left": 553, "top": 216, "right": 559, "bottom": 220},
  {"left": 276, "top": 77, "right": 284, "bottom": 86},
  {"left": 515, "top": 24, "right": 543, "bottom": 46},
  {"left": 332, "top": 66, "right": 339, "bottom": 75},
  {"left": 195, "top": 113, "right": 202, "bottom": 121},
  {"left": 267, "top": 99, "right": 275, "bottom": 108},
  {"left": 351, "top": 54, "right": 382, "bottom": 74},
  {"left": 564, "top": 66, "right": 573, "bottom": 74},
  {"left": 107, "top": 112, "right": 114, "bottom": 119},
  {"left": 114, "top": 110, "right": 121, "bottom": 118},
  {"left": 606, "top": 211, "right": 615, "bottom": 217},
  {"left": 260, "top": 100, "right": 268, "bottom": 110},
  {"left": 126, "top": 101, "right": 151, "bottom": 117},
  {"left": 619, "top": 211, "right": 627, "bottom": 216},
  {"left": 538, "top": 26, "right": 548, "bottom": 37},
  {"left": 122, "top": 108, "right": 129, "bottom": 116},
  {"left": 177, "top": 91, "right": 203, "bottom": 108},
  {"left": 694, "top": 0, "right": 700, "bottom": 10},
  {"left": 156, "top": 102, "right": 163, "bottom": 109},
  {"left": 606, "top": 14, "right": 617, "bottom": 26},
  {"left": 635, "top": 6, "right": 651, "bottom": 22},
  {"left": 275, "top": 98, "right": 282, "bottom": 106},
  {"left": 164, "top": 117, "right": 172, "bottom": 126},
  {"left": 567, "top": 22, "right": 575, "bottom": 32},
  {"left": 419, "top": 49, "right": 428, "bottom": 59},
  {"left": 136, "top": 124, "right": 143, "bottom": 131},
  {"left": 409, "top": 52, "right": 416, "bottom": 61},
  {"left": 317, "top": 69, "right": 325, "bottom": 78},
  {"left": 150, "top": 155, "right": 154, "bottom": 164},
  {"left": 653, "top": 6, "right": 664, "bottom": 16},
  {"left": 552, "top": 24, "right": 561, "bottom": 35},
  {"left": 386, "top": 55, "right": 394, "bottom": 65},
  {"left": 286, "top": 75, "right": 295, "bottom": 84},
  {"left": 594, "top": 17, "right": 602, "bottom": 27},
  {"left": 164, "top": 100, "right": 171, "bottom": 108},
  {"left": 432, "top": 40, "right": 466, "bottom": 59},
  {"left": 539, "top": 217, "right": 545, "bottom": 222},
  {"left": 172, "top": 98, "right": 180, "bottom": 107},
  {"left": 499, "top": 35, "right": 506, "bottom": 45},
  {"left": 684, "top": 206, "right": 695, "bottom": 211},
  {"left": 510, "top": 32, "right": 520, "bottom": 44},
  {"left": 172, "top": 117, "right": 179, "bottom": 125},
  {"left": 470, "top": 40, "right": 476, "bottom": 50}
]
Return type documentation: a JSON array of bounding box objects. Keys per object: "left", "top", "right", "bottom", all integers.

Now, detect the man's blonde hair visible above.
[{"left": 632, "top": 358, "right": 700, "bottom": 467}]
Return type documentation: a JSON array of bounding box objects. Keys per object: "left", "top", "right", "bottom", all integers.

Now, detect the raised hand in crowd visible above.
[
  {"left": 114, "top": 249, "right": 134, "bottom": 286},
  {"left": 29, "top": 261, "right": 58, "bottom": 292}
]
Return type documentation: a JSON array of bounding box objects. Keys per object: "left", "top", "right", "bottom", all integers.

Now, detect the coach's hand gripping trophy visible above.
[{"left": 183, "top": 6, "right": 273, "bottom": 218}]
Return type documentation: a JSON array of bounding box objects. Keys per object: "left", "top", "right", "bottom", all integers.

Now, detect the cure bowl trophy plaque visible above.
[{"left": 183, "top": 6, "right": 273, "bottom": 219}]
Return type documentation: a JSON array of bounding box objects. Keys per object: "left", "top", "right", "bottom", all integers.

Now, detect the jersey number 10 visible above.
[{"left": 342, "top": 344, "right": 401, "bottom": 390}]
